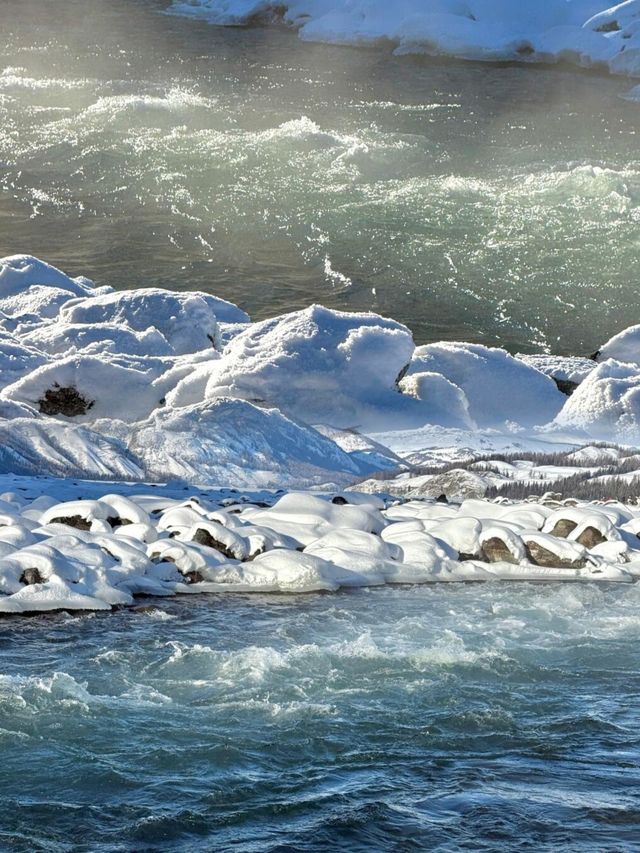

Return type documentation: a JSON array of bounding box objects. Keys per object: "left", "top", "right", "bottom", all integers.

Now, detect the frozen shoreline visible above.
[
  {"left": 0, "top": 473, "right": 637, "bottom": 614},
  {"left": 168, "top": 0, "right": 640, "bottom": 82},
  {"left": 0, "top": 253, "right": 640, "bottom": 611}
]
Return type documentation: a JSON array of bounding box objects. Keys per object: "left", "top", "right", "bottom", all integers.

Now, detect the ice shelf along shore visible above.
[
  {"left": 0, "top": 252, "right": 639, "bottom": 610},
  {"left": 169, "top": 0, "right": 640, "bottom": 84}
]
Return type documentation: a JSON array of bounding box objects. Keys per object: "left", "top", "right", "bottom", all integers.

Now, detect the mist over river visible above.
[{"left": 3, "top": 0, "right": 640, "bottom": 354}]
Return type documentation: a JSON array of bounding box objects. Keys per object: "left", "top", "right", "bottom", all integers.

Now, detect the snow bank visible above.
[
  {"left": 200, "top": 304, "right": 435, "bottom": 431},
  {"left": 59, "top": 288, "right": 247, "bottom": 355},
  {"left": 597, "top": 324, "right": 640, "bottom": 365},
  {"left": 553, "top": 358, "right": 640, "bottom": 438},
  {"left": 0, "top": 485, "right": 635, "bottom": 614},
  {"left": 128, "top": 398, "right": 368, "bottom": 487},
  {"left": 168, "top": 0, "right": 640, "bottom": 79},
  {"left": 2, "top": 252, "right": 640, "bottom": 486}
]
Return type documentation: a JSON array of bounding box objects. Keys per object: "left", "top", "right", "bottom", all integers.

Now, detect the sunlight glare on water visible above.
[{"left": 2, "top": 0, "right": 640, "bottom": 353}]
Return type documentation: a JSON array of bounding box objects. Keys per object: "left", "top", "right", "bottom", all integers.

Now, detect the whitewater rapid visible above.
[
  {"left": 1, "top": 582, "right": 639, "bottom": 849},
  {"left": 3, "top": 0, "right": 640, "bottom": 354}
]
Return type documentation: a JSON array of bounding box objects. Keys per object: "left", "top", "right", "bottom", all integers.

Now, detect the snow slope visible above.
[{"left": 168, "top": 0, "right": 640, "bottom": 79}]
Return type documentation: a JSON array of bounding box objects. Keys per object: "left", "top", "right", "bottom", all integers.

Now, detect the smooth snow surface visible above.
[{"left": 169, "top": 0, "right": 640, "bottom": 78}]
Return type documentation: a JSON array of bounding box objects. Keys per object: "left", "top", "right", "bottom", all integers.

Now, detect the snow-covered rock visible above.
[
  {"left": 0, "top": 481, "right": 634, "bottom": 614},
  {"left": 407, "top": 341, "right": 565, "bottom": 428}
]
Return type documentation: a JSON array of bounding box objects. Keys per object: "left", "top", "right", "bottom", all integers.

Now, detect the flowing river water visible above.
[
  {"left": 1, "top": 583, "right": 640, "bottom": 851},
  {"left": 2, "top": 2, "right": 640, "bottom": 849},
  {"left": 2, "top": 0, "right": 640, "bottom": 354}
]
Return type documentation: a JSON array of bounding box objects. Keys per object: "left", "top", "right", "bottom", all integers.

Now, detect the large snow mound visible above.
[
  {"left": 597, "top": 324, "right": 640, "bottom": 365},
  {"left": 407, "top": 341, "right": 565, "bottom": 428},
  {"left": 60, "top": 288, "right": 248, "bottom": 355},
  {"left": 200, "top": 304, "right": 435, "bottom": 431},
  {"left": 553, "top": 358, "right": 640, "bottom": 439},
  {"left": 168, "top": 0, "right": 640, "bottom": 78},
  {"left": 1, "top": 253, "right": 640, "bottom": 486}
]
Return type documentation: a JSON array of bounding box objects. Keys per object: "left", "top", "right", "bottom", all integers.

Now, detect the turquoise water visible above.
[{"left": 1, "top": 583, "right": 639, "bottom": 851}]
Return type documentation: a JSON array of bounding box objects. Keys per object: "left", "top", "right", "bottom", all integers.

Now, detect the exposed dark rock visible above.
[
  {"left": 48, "top": 515, "right": 92, "bottom": 531},
  {"left": 553, "top": 378, "right": 579, "bottom": 396},
  {"left": 184, "top": 570, "right": 205, "bottom": 584},
  {"left": 394, "top": 362, "right": 410, "bottom": 389},
  {"left": 436, "top": 493, "right": 449, "bottom": 504},
  {"left": 245, "top": 544, "right": 266, "bottom": 561},
  {"left": 192, "top": 528, "right": 236, "bottom": 559},
  {"left": 38, "top": 383, "right": 95, "bottom": 417},
  {"left": 594, "top": 20, "right": 620, "bottom": 33},
  {"left": 107, "top": 516, "right": 132, "bottom": 529},
  {"left": 481, "top": 537, "right": 518, "bottom": 564},
  {"left": 332, "top": 496, "right": 349, "bottom": 505},
  {"left": 576, "top": 526, "right": 606, "bottom": 548},
  {"left": 525, "top": 541, "right": 586, "bottom": 569},
  {"left": 589, "top": 350, "right": 601, "bottom": 361},
  {"left": 20, "top": 567, "right": 44, "bottom": 585},
  {"left": 549, "top": 519, "right": 578, "bottom": 538}
]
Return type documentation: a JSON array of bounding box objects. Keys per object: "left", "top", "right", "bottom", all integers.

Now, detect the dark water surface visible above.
[
  {"left": 0, "top": 584, "right": 639, "bottom": 851},
  {"left": 2, "top": 0, "right": 640, "bottom": 353}
]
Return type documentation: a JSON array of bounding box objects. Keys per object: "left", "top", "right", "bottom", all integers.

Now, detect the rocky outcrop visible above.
[
  {"left": 38, "top": 383, "right": 95, "bottom": 417},
  {"left": 481, "top": 537, "right": 519, "bottom": 564}
]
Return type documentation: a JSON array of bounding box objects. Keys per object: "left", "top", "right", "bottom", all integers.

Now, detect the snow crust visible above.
[{"left": 168, "top": 0, "right": 640, "bottom": 79}]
